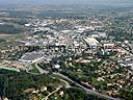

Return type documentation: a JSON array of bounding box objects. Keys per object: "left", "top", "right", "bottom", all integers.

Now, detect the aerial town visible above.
[{"left": 0, "top": 1, "right": 133, "bottom": 100}]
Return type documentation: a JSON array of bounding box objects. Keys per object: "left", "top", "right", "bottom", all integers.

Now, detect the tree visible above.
[{"left": 0, "top": 76, "right": 8, "bottom": 99}]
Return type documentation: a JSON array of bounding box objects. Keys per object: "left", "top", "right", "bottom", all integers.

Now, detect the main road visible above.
[
  {"left": 53, "top": 72, "right": 121, "bottom": 100},
  {"left": 29, "top": 62, "right": 121, "bottom": 100}
]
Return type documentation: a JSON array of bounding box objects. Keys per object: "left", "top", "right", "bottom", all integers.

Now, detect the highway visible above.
[
  {"left": 53, "top": 72, "right": 121, "bottom": 100},
  {"left": 28, "top": 62, "right": 121, "bottom": 100}
]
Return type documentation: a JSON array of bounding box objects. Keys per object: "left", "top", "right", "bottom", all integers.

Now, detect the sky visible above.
[{"left": 0, "top": 0, "right": 133, "bottom": 5}]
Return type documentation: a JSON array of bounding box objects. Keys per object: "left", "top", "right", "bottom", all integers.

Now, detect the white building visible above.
[{"left": 84, "top": 37, "right": 99, "bottom": 48}]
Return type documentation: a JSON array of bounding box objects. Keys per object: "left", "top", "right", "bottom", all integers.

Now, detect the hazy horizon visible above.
[{"left": 0, "top": 0, "right": 133, "bottom": 6}]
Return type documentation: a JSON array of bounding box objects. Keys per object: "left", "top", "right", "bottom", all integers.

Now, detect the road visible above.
[
  {"left": 27, "top": 61, "right": 120, "bottom": 100},
  {"left": 58, "top": 78, "right": 71, "bottom": 88},
  {"left": 42, "top": 85, "right": 62, "bottom": 100},
  {"left": 28, "top": 63, "right": 120, "bottom": 100},
  {"left": 26, "top": 63, "right": 49, "bottom": 75},
  {"left": 0, "top": 66, "right": 20, "bottom": 72},
  {"left": 35, "top": 63, "right": 49, "bottom": 74},
  {"left": 53, "top": 72, "right": 121, "bottom": 100}
]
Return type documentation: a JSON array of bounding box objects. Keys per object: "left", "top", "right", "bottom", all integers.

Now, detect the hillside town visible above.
[{"left": 0, "top": 2, "right": 133, "bottom": 100}]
